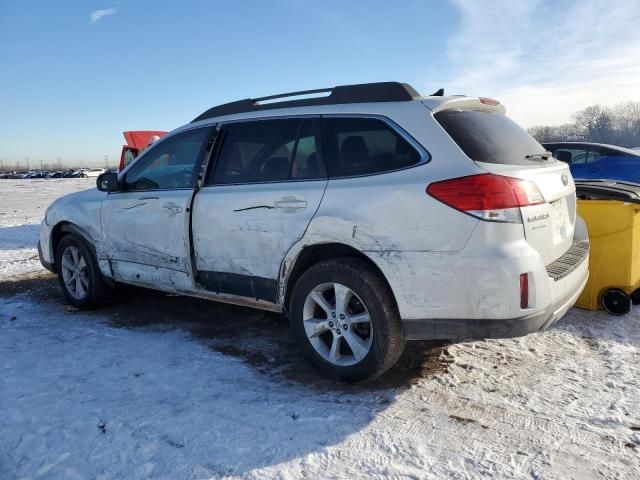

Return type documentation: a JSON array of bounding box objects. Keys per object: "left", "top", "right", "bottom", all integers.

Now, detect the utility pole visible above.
[
  {"left": 57, "top": 157, "right": 62, "bottom": 169},
  {"left": 25, "top": 157, "right": 30, "bottom": 172},
  {"left": 104, "top": 155, "right": 109, "bottom": 169},
  {"left": 40, "top": 159, "right": 44, "bottom": 170},
  {"left": 0, "top": 159, "right": 4, "bottom": 172}
]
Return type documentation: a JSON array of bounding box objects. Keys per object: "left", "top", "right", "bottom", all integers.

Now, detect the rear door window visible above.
[
  {"left": 322, "top": 117, "right": 422, "bottom": 177},
  {"left": 435, "top": 110, "right": 546, "bottom": 165},
  {"left": 210, "top": 118, "right": 326, "bottom": 184}
]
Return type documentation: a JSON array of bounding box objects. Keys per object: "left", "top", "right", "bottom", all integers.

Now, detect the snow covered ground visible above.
[{"left": 1, "top": 179, "right": 639, "bottom": 479}]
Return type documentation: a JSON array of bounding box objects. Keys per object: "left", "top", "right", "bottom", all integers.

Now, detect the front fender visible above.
[{"left": 43, "top": 188, "right": 106, "bottom": 270}]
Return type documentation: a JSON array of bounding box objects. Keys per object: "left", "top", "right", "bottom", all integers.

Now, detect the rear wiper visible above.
[{"left": 525, "top": 151, "right": 553, "bottom": 161}]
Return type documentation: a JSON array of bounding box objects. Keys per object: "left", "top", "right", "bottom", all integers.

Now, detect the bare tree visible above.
[
  {"left": 573, "top": 105, "right": 613, "bottom": 143},
  {"left": 529, "top": 101, "right": 640, "bottom": 147}
]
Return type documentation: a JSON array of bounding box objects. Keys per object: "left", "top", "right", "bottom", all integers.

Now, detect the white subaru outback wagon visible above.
[{"left": 39, "top": 82, "right": 589, "bottom": 381}]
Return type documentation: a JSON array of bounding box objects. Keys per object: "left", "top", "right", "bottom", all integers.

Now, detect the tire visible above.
[
  {"left": 601, "top": 288, "right": 631, "bottom": 316},
  {"left": 289, "top": 257, "right": 406, "bottom": 382},
  {"left": 55, "top": 234, "right": 107, "bottom": 309},
  {"left": 630, "top": 289, "right": 640, "bottom": 305}
]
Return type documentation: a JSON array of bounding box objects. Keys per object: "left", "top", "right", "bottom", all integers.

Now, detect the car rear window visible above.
[{"left": 435, "top": 110, "right": 547, "bottom": 165}]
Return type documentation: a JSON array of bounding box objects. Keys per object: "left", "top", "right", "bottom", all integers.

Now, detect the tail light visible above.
[{"left": 426, "top": 173, "right": 545, "bottom": 223}]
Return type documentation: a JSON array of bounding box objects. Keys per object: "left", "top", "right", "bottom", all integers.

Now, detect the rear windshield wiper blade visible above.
[{"left": 525, "top": 151, "right": 553, "bottom": 161}]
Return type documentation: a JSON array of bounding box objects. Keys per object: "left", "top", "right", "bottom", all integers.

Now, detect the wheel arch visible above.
[
  {"left": 281, "top": 242, "right": 400, "bottom": 315},
  {"left": 50, "top": 222, "right": 98, "bottom": 267}
]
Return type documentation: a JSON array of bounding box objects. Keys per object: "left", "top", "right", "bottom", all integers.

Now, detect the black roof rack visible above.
[{"left": 192, "top": 81, "right": 422, "bottom": 123}]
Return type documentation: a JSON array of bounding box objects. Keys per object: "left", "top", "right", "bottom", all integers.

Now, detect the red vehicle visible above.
[{"left": 119, "top": 130, "right": 167, "bottom": 171}]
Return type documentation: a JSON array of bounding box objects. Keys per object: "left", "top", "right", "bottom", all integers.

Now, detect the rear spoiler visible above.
[
  {"left": 575, "top": 180, "right": 640, "bottom": 204},
  {"left": 422, "top": 96, "right": 506, "bottom": 115}
]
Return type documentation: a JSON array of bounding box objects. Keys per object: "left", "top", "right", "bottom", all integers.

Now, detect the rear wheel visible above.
[
  {"left": 601, "top": 288, "right": 631, "bottom": 316},
  {"left": 55, "top": 234, "right": 107, "bottom": 309},
  {"left": 290, "top": 258, "right": 405, "bottom": 382}
]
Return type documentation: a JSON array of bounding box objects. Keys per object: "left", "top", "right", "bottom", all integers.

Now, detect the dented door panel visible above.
[
  {"left": 192, "top": 180, "right": 328, "bottom": 291},
  {"left": 101, "top": 189, "right": 195, "bottom": 287}
]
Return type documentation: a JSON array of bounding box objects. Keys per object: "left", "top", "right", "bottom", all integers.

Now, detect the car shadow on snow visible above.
[
  {"left": 0, "top": 224, "right": 40, "bottom": 250},
  {"left": 0, "top": 272, "right": 448, "bottom": 391},
  {"left": 1, "top": 272, "right": 452, "bottom": 476}
]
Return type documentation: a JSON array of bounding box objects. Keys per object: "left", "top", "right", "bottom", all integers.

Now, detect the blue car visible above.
[{"left": 543, "top": 142, "right": 640, "bottom": 184}]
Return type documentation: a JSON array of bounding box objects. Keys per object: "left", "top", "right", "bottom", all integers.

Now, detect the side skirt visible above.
[{"left": 198, "top": 271, "right": 279, "bottom": 305}]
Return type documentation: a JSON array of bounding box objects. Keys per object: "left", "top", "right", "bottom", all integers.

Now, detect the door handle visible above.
[
  {"left": 274, "top": 199, "right": 307, "bottom": 211},
  {"left": 163, "top": 202, "right": 183, "bottom": 214},
  {"left": 139, "top": 196, "right": 159, "bottom": 200}
]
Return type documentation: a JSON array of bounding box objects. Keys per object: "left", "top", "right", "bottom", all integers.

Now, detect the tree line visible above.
[{"left": 528, "top": 101, "right": 640, "bottom": 148}]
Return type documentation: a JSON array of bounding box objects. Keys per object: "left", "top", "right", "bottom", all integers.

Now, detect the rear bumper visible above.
[{"left": 403, "top": 263, "right": 588, "bottom": 340}]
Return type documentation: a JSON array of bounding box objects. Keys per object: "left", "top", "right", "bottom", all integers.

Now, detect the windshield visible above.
[{"left": 435, "top": 109, "right": 547, "bottom": 165}]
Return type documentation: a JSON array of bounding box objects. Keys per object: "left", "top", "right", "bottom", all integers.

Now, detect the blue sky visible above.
[{"left": 1, "top": 0, "right": 639, "bottom": 167}]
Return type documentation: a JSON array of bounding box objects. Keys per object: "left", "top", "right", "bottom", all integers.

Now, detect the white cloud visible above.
[
  {"left": 90, "top": 7, "right": 118, "bottom": 24},
  {"left": 437, "top": 0, "right": 640, "bottom": 126}
]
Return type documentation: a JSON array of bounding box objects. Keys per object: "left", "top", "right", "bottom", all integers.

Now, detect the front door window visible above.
[{"left": 125, "top": 128, "right": 209, "bottom": 191}]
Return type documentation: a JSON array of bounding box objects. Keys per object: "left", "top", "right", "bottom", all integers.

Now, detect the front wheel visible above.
[
  {"left": 55, "top": 234, "right": 107, "bottom": 309},
  {"left": 290, "top": 258, "right": 405, "bottom": 382}
]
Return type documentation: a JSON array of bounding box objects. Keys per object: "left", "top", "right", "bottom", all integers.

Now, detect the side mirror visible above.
[{"left": 97, "top": 172, "right": 120, "bottom": 192}]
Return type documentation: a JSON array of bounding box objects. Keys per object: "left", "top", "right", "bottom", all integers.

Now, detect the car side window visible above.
[
  {"left": 554, "top": 148, "right": 588, "bottom": 165},
  {"left": 124, "top": 128, "right": 209, "bottom": 191},
  {"left": 586, "top": 150, "right": 602, "bottom": 163},
  {"left": 322, "top": 117, "right": 422, "bottom": 177},
  {"left": 122, "top": 148, "right": 137, "bottom": 169},
  {"left": 211, "top": 118, "right": 326, "bottom": 184}
]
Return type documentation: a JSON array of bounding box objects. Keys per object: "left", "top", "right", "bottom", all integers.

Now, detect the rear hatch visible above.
[{"left": 433, "top": 104, "right": 576, "bottom": 265}]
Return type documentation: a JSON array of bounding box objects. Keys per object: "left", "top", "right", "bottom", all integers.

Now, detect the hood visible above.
[{"left": 123, "top": 131, "right": 168, "bottom": 149}]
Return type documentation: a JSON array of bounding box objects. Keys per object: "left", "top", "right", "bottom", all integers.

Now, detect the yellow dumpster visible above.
[{"left": 574, "top": 181, "right": 640, "bottom": 315}]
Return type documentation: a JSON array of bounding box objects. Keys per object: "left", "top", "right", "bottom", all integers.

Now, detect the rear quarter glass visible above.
[{"left": 435, "top": 110, "right": 546, "bottom": 166}]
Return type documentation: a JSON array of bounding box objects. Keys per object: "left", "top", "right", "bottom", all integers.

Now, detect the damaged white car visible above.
[{"left": 39, "top": 82, "right": 589, "bottom": 381}]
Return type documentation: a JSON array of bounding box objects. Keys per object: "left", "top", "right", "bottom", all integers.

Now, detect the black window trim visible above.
[
  {"left": 203, "top": 114, "right": 329, "bottom": 187},
  {"left": 112, "top": 125, "right": 216, "bottom": 194},
  {"left": 320, "top": 113, "right": 431, "bottom": 180}
]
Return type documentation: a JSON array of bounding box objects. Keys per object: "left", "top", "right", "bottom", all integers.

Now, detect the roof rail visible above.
[{"left": 192, "top": 81, "right": 421, "bottom": 123}]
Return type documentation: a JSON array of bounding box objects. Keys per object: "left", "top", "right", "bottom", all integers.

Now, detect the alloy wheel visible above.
[
  {"left": 60, "top": 245, "right": 90, "bottom": 300},
  {"left": 302, "top": 282, "right": 373, "bottom": 366}
]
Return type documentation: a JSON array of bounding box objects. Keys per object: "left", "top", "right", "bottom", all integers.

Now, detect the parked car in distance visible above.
[
  {"left": 39, "top": 82, "right": 589, "bottom": 381},
  {"left": 81, "top": 168, "right": 106, "bottom": 178},
  {"left": 543, "top": 142, "right": 640, "bottom": 184}
]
